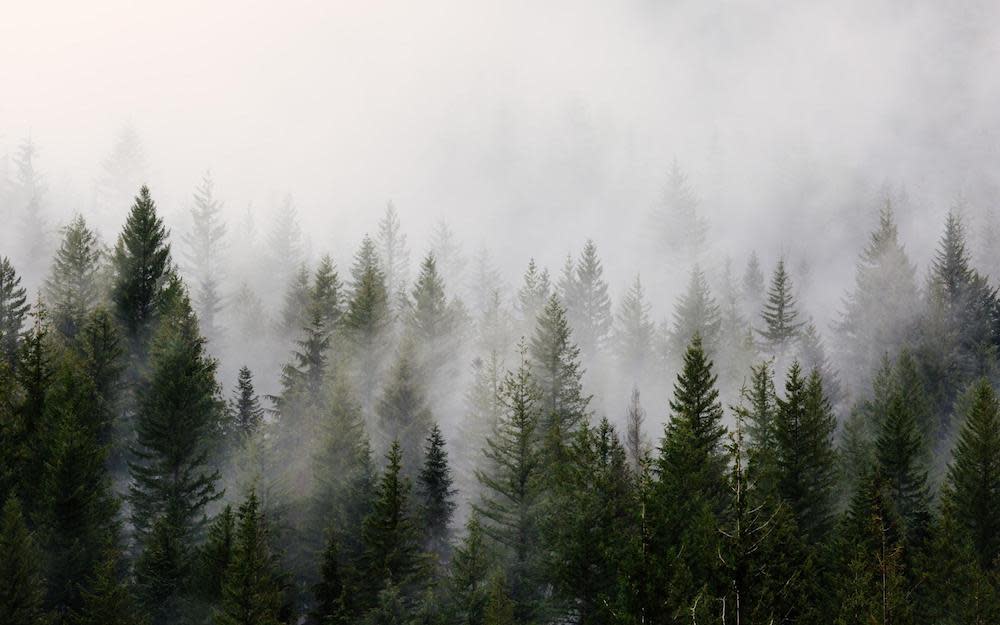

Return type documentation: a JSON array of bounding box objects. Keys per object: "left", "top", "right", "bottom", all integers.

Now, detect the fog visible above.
[{"left": 4, "top": 1, "right": 1000, "bottom": 417}]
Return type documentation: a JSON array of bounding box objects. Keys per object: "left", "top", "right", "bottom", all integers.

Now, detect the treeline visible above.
[{"left": 2, "top": 181, "right": 1000, "bottom": 625}]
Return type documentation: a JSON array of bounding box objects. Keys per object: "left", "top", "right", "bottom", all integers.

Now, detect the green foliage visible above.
[
  {"left": 758, "top": 258, "right": 804, "bottom": 355},
  {"left": 0, "top": 497, "right": 49, "bottom": 625},
  {"left": 613, "top": 274, "right": 655, "bottom": 385},
  {"left": 562, "top": 239, "right": 612, "bottom": 358},
  {"left": 447, "top": 513, "right": 494, "bottom": 625},
  {"left": 668, "top": 266, "right": 721, "bottom": 361},
  {"left": 417, "top": 424, "right": 456, "bottom": 561},
  {"left": 0, "top": 255, "right": 31, "bottom": 367},
  {"left": 377, "top": 340, "right": 434, "bottom": 473},
  {"left": 45, "top": 215, "right": 104, "bottom": 343}
]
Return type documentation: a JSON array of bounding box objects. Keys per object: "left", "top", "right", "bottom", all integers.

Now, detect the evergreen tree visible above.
[
  {"left": 741, "top": 251, "right": 765, "bottom": 316},
  {"left": 624, "top": 385, "right": 649, "bottom": 474},
  {"left": 650, "top": 160, "right": 707, "bottom": 260},
  {"left": 0, "top": 497, "right": 49, "bottom": 625},
  {"left": 418, "top": 424, "right": 456, "bottom": 562},
  {"left": 377, "top": 339, "right": 434, "bottom": 473},
  {"left": 874, "top": 387, "right": 931, "bottom": 546},
  {"left": 45, "top": 215, "right": 103, "bottom": 342},
  {"left": 515, "top": 259, "right": 550, "bottom": 336},
  {"left": 563, "top": 239, "right": 612, "bottom": 359},
  {"left": 343, "top": 237, "right": 390, "bottom": 408},
  {"left": 229, "top": 366, "right": 265, "bottom": 439},
  {"left": 430, "top": 219, "right": 465, "bottom": 302},
  {"left": 312, "top": 532, "right": 349, "bottom": 625},
  {"left": 199, "top": 505, "right": 235, "bottom": 604},
  {"left": 475, "top": 346, "right": 546, "bottom": 622},
  {"left": 943, "top": 378, "right": 1000, "bottom": 569},
  {"left": 14, "top": 308, "right": 55, "bottom": 501},
  {"left": 78, "top": 308, "right": 125, "bottom": 459},
  {"left": 311, "top": 255, "right": 343, "bottom": 331},
  {"left": 377, "top": 202, "right": 410, "bottom": 314},
  {"left": 0, "top": 256, "right": 30, "bottom": 367},
  {"left": 613, "top": 274, "right": 655, "bottom": 386},
  {"left": 668, "top": 265, "right": 721, "bottom": 362},
  {"left": 266, "top": 195, "right": 304, "bottom": 299},
  {"left": 182, "top": 172, "right": 227, "bottom": 343},
  {"left": 529, "top": 294, "right": 590, "bottom": 448},
  {"left": 97, "top": 125, "right": 147, "bottom": 225},
  {"left": 111, "top": 186, "right": 172, "bottom": 358},
  {"left": 797, "top": 320, "right": 842, "bottom": 408},
  {"left": 447, "top": 513, "right": 493, "bottom": 625},
  {"left": 758, "top": 259, "right": 804, "bottom": 356},
  {"left": 774, "top": 364, "right": 837, "bottom": 540},
  {"left": 836, "top": 199, "right": 919, "bottom": 394},
  {"left": 482, "top": 575, "right": 515, "bottom": 625},
  {"left": 361, "top": 441, "right": 422, "bottom": 603},
  {"left": 409, "top": 253, "right": 459, "bottom": 382},
  {"left": 279, "top": 264, "right": 311, "bottom": 339},
  {"left": 129, "top": 287, "right": 222, "bottom": 614},
  {"left": 10, "top": 137, "right": 49, "bottom": 281},
  {"left": 215, "top": 491, "right": 288, "bottom": 625},
  {"left": 71, "top": 545, "right": 142, "bottom": 625}
]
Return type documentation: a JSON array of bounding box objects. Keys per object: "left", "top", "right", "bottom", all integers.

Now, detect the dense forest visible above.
[{"left": 3, "top": 125, "right": 1000, "bottom": 625}]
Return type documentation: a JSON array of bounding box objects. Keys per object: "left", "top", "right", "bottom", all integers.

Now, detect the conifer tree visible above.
[
  {"left": 742, "top": 251, "right": 765, "bottom": 316},
  {"left": 266, "top": 194, "right": 304, "bottom": 297},
  {"left": 279, "top": 264, "right": 311, "bottom": 339},
  {"left": 10, "top": 137, "right": 49, "bottom": 280},
  {"left": 430, "top": 219, "right": 465, "bottom": 301},
  {"left": 182, "top": 172, "right": 227, "bottom": 343},
  {"left": 836, "top": 199, "right": 919, "bottom": 393},
  {"left": 875, "top": 388, "right": 931, "bottom": 545},
  {"left": 448, "top": 513, "right": 493, "bottom": 625},
  {"left": 343, "top": 236, "right": 390, "bottom": 407},
  {"left": 111, "top": 185, "right": 172, "bottom": 357},
  {"left": 0, "top": 256, "right": 30, "bottom": 367},
  {"left": 943, "top": 378, "right": 1000, "bottom": 569},
  {"left": 45, "top": 215, "right": 103, "bottom": 342},
  {"left": 215, "top": 491, "right": 287, "bottom": 625},
  {"left": 482, "top": 575, "right": 515, "bottom": 625},
  {"left": 475, "top": 345, "right": 546, "bottom": 622},
  {"left": 129, "top": 287, "right": 222, "bottom": 611},
  {"left": 229, "top": 366, "right": 265, "bottom": 439},
  {"left": 0, "top": 497, "right": 49, "bottom": 625},
  {"left": 774, "top": 364, "right": 837, "bottom": 540},
  {"left": 797, "top": 320, "right": 842, "bottom": 407},
  {"left": 613, "top": 274, "right": 655, "bottom": 385},
  {"left": 668, "top": 265, "right": 721, "bottom": 361},
  {"left": 650, "top": 160, "right": 707, "bottom": 260},
  {"left": 97, "top": 125, "right": 147, "bottom": 224},
  {"left": 515, "top": 259, "right": 550, "bottom": 335},
  {"left": 409, "top": 253, "right": 458, "bottom": 381},
  {"left": 362, "top": 441, "right": 422, "bottom": 603},
  {"left": 311, "top": 255, "right": 343, "bottom": 331},
  {"left": 418, "top": 424, "right": 456, "bottom": 562},
  {"left": 14, "top": 308, "right": 55, "bottom": 499},
  {"left": 377, "top": 340, "right": 434, "bottom": 473},
  {"left": 758, "top": 259, "right": 804, "bottom": 356},
  {"left": 624, "top": 385, "right": 649, "bottom": 474},
  {"left": 199, "top": 505, "right": 235, "bottom": 604},
  {"left": 563, "top": 239, "right": 612, "bottom": 359},
  {"left": 312, "top": 532, "right": 349, "bottom": 625},
  {"left": 529, "top": 294, "right": 590, "bottom": 447},
  {"left": 71, "top": 545, "right": 142, "bottom": 625},
  {"left": 377, "top": 202, "right": 410, "bottom": 314}
]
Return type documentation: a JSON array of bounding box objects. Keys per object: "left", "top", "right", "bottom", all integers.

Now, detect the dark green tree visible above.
[
  {"left": 199, "top": 505, "right": 235, "bottom": 605},
  {"left": 0, "top": 497, "right": 49, "bottom": 625},
  {"left": 418, "top": 424, "right": 456, "bottom": 562},
  {"left": 229, "top": 366, "right": 265, "bottom": 439},
  {"left": 71, "top": 545, "right": 142, "bottom": 625},
  {"left": 563, "top": 240, "right": 612, "bottom": 359},
  {"left": 447, "top": 513, "right": 494, "bottom": 625},
  {"left": 757, "top": 258, "right": 804, "bottom": 356},
  {"left": 311, "top": 532, "right": 349, "bottom": 625},
  {"left": 0, "top": 256, "right": 30, "bottom": 367},
  {"left": 377, "top": 340, "right": 434, "bottom": 473}
]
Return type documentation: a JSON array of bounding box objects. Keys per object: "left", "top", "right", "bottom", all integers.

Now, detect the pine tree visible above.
[
  {"left": 311, "top": 255, "right": 343, "bottom": 331},
  {"left": 97, "top": 125, "right": 147, "bottom": 225},
  {"left": 409, "top": 253, "right": 458, "bottom": 381},
  {"left": 774, "top": 364, "right": 837, "bottom": 540},
  {"left": 199, "top": 505, "right": 235, "bottom": 604},
  {"left": 943, "top": 378, "right": 1000, "bottom": 569},
  {"left": 215, "top": 491, "right": 287, "bottom": 625},
  {"left": 515, "top": 259, "right": 550, "bottom": 335},
  {"left": 362, "top": 441, "right": 422, "bottom": 602},
  {"left": 129, "top": 288, "right": 222, "bottom": 612},
  {"left": 14, "top": 308, "right": 55, "bottom": 500},
  {"left": 529, "top": 294, "right": 590, "bottom": 448},
  {"left": 668, "top": 265, "right": 721, "bottom": 362},
  {"left": 229, "top": 366, "right": 265, "bottom": 439},
  {"left": 875, "top": 387, "right": 931, "bottom": 546},
  {"left": 430, "top": 219, "right": 465, "bottom": 301},
  {"left": 279, "top": 264, "right": 311, "bottom": 339},
  {"left": 418, "top": 424, "right": 456, "bottom": 561},
  {"left": 742, "top": 251, "right": 765, "bottom": 316},
  {"left": 10, "top": 137, "right": 49, "bottom": 281},
  {"left": 797, "top": 320, "right": 842, "bottom": 407},
  {"left": 312, "top": 532, "right": 349, "bottom": 625},
  {"left": 624, "top": 385, "right": 649, "bottom": 474},
  {"left": 475, "top": 345, "right": 546, "bottom": 622},
  {"left": 266, "top": 194, "right": 304, "bottom": 297},
  {"left": 482, "top": 575, "right": 515, "bottom": 625},
  {"left": 343, "top": 236, "right": 390, "bottom": 407},
  {"left": 563, "top": 239, "right": 612, "bottom": 359},
  {"left": 650, "top": 160, "right": 707, "bottom": 260},
  {"left": 377, "top": 202, "right": 410, "bottom": 314},
  {"left": 71, "top": 545, "right": 142, "bottom": 625},
  {"left": 377, "top": 340, "right": 434, "bottom": 473},
  {"left": 111, "top": 186, "right": 172, "bottom": 358},
  {"left": 448, "top": 513, "right": 493, "bottom": 625},
  {"left": 0, "top": 497, "right": 49, "bottom": 625},
  {"left": 613, "top": 274, "right": 655, "bottom": 386},
  {"left": 45, "top": 215, "right": 103, "bottom": 342},
  {"left": 182, "top": 172, "right": 227, "bottom": 343},
  {"left": 758, "top": 259, "right": 804, "bottom": 356},
  {"left": 836, "top": 198, "right": 919, "bottom": 394},
  {"left": 78, "top": 308, "right": 125, "bottom": 456},
  {"left": 0, "top": 256, "right": 30, "bottom": 367}
]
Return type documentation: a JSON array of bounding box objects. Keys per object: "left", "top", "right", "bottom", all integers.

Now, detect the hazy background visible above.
[{"left": 2, "top": 0, "right": 999, "bottom": 349}]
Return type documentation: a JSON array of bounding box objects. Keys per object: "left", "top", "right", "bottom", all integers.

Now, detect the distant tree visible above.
[
  {"left": 649, "top": 160, "right": 707, "bottom": 260},
  {"left": 613, "top": 274, "right": 655, "bottom": 386},
  {"left": 97, "top": 125, "right": 147, "bottom": 224},
  {"left": 624, "top": 385, "right": 649, "bottom": 474},
  {"left": 266, "top": 195, "right": 304, "bottom": 297},
  {"left": 409, "top": 253, "right": 459, "bottom": 382},
  {"left": 515, "top": 259, "right": 550, "bottom": 336},
  {"left": 45, "top": 215, "right": 103, "bottom": 342},
  {"left": 741, "top": 251, "right": 766, "bottom": 316},
  {"left": 377, "top": 202, "right": 410, "bottom": 315},
  {"left": 229, "top": 366, "right": 265, "bottom": 439},
  {"left": 0, "top": 497, "right": 49, "bottom": 625},
  {"left": 797, "top": 321, "right": 842, "bottom": 407},
  {"left": 215, "top": 491, "right": 287, "bottom": 625},
  {"left": 836, "top": 199, "right": 919, "bottom": 395},
  {"left": 0, "top": 256, "right": 30, "bottom": 367},
  {"left": 758, "top": 258, "right": 804, "bottom": 357},
  {"left": 343, "top": 236, "right": 390, "bottom": 408},
  {"left": 377, "top": 339, "right": 434, "bottom": 473},
  {"left": 430, "top": 219, "right": 465, "bottom": 302},
  {"left": 417, "top": 424, "right": 457, "bottom": 562},
  {"left": 668, "top": 265, "right": 721, "bottom": 362},
  {"left": 10, "top": 137, "right": 49, "bottom": 279},
  {"left": 182, "top": 172, "right": 227, "bottom": 343},
  {"left": 562, "top": 240, "right": 612, "bottom": 359},
  {"left": 279, "top": 264, "right": 311, "bottom": 339}
]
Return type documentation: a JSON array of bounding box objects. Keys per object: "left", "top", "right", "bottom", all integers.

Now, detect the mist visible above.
[{"left": 3, "top": 1, "right": 1000, "bottom": 623}]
